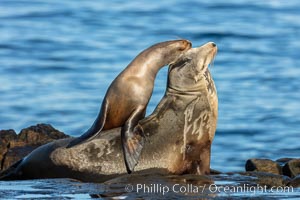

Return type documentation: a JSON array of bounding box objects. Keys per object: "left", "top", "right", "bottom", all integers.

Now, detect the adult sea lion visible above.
[
  {"left": 0, "top": 42, "right": 218, "bottom": 182},
  {"left": 67, "top": 40, "right": 192, "bottom": 173}
]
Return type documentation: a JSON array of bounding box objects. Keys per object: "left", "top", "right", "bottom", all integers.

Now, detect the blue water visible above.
[{"left": 0, "top": 0, "right": 299, "bottom": 172}]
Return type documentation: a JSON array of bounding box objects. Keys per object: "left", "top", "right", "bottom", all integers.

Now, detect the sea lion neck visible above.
[
  {"left": 123, "top": 49, "right": 174, "bottom": 82},
  {"left": 167, "top": 76, "right": 208, "bottom": 97}
]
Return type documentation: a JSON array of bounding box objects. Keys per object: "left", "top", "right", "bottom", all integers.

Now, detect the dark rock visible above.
[
  {"left": 18, "top": 124, "right": 68, "bottom": 145},
  {"left": 210, "top": 168, "right": 222, "bottom": 175},
  {"left": 0, "top": 140, "right": 8, "bottom": 170},
  {"left": 276, "top": 158, "right": 294, "bottom": 166},
  {"left": 0, "top": 129, "right": 17, "bottom": 142},
  {"left": 0, "top": 124, "right": 69, "bottom": 172},
  {"left": 0, "top": 129, "right": 17, "bottom": 171},
  {"left": 1, "top": 146, "right": 39, "bottom": 171},
  {"left": 282, "top": 159, "right": 300, "bottom": 178},
  {"left": 245, "top": 158, "right": 282, "bottom": 175},
  {"left": 240, "top": 171, "right": 291, "bottom": 187},
  {"left": 288, "top": 174, "right": 300, "bottom": 188}
]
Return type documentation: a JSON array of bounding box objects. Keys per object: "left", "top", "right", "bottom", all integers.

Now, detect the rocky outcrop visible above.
[
  {"left": 0, "top": 129, "right": 18, "bottom": 171},
  {"left": 0, "top": 124, "right": 69, "bottom": 172},
  {"left": 288, "top": 174, "right": 300, "bottom": 187},
  {"left": 276, "top": 157, "right": 294, "bottom": 166},
  {"left": 245, "top": 159, "right": 282, "bottom": 175},
  {"left": 282, "top": 159, "right": 300, "bottom": 178},
  {"left": 245, "top": 157, "right": 300, "bottom": 187},
  {"left": 240, "top": 171, "right": 291, "bottom": 187}
]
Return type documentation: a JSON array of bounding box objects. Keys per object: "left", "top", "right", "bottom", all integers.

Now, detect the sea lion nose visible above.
[{"left": 183, "top": 40, "right": 192, "bottom": 49}]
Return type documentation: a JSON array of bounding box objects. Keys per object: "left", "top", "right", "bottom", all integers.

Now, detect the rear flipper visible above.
[
  {"left": 121, "top": 107, "right": 146, "bottom": 174},
  {"left": 66, "top": 122, "right": 104, "bottom": 148},
  {"left": 66, "top": 100, "right": 109, "bottom": 148}
]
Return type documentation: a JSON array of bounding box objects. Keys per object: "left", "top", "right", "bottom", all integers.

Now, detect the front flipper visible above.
[{"left": 121, "top": 107, "right": 146, "bottom": 174}]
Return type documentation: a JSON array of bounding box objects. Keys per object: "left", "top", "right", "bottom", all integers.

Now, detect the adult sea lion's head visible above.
[{"left": 168, "top": 42, "right": 217, "bottom": 93}]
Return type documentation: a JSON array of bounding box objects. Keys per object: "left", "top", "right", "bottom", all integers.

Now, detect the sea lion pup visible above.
[
  {"left": 0, "top": 42, "right": 217, "bottom": 182},
  {"left": 66, "top": 40, "right": 192, "bottom": 173}
]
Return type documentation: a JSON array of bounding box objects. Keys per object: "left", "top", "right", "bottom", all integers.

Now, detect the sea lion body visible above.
[
  {"left": 67, "top": 40, "right": 192, "bottom": 173},
  {"left": 0, "top": 42, "right": 218, "bottom": 182}
]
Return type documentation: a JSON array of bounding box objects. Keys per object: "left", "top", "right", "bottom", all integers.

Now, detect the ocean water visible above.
[{"left": 0, "top": 0, "right": 300, "bottom": 175}]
